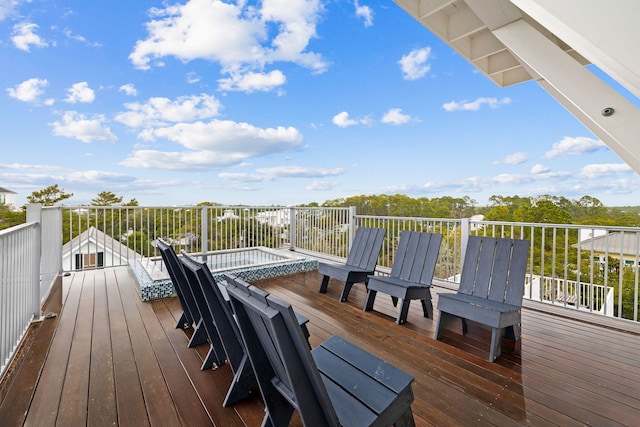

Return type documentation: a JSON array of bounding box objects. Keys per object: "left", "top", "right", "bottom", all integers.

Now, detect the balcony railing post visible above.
[
  {"left": 289, "top": 207, "right": 296, "bottom": 250},
  {"left": 460, "top": 218, "right": 470, "bottom": 270},
  {"left": 201, "top": 206, "right": 208, "bottom": 253},
  {"left": 26, "top": 204, "right": 42, "bottom": 319},
  {"left": 348, "top": 206, "right": 357, "bottom": 248}
]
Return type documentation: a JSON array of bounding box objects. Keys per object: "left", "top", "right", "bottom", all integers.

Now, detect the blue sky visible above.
[{"left": 1, "top": 0, "right": 638, "bottom": 207}]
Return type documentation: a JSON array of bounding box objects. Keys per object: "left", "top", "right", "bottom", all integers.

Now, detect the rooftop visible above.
[{"left": 2, "top": 267, "right": 639, "bottom": 425}]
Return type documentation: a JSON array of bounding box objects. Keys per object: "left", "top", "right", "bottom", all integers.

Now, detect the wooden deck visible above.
[{"left": 2, "top": 266, "right": 640, "bottom": 426}]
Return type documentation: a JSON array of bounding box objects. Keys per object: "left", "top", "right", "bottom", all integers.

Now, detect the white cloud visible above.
[
  {"left": 65, "top": 170, "right": 135, "bottom": 184},
  {"left": 0, "top": 163, "right": 63, "bottom": 171},
  {"left": 119, "top": 84, "right": 138, "bottom": 96},
  {"left": 12, "top": 22, "right": 48, "bottom": 51},
  {"left": 307, "top": 180, "right": 339, "bottom": 190},
  {"left": 381, "top": 108, "right": 411, "bottom": 125},
  {"left": 218, "top": 70, "right": 286, "bottom": 93},
  {"left": 531, "top": 163, "right": 550, "bottom": 174},
  {"left": 442, "top": 97, "right": 511, "bottom": 112},
  {"left": 7, "top": 78, "right": 48, "bottom": 103},
  {"left": 186, "top": 72, "right": 200, "bottom": 84},
  {"left": 50, "top": 111, "right": 117, "bottom": 143},
  {"left": 220, "top": 166, "right": 344, "bottom": 183},
  {"left": 332, "top": 111, "right": 370, "bottom": 128},
  {"left": 500, "top": 152, "right": 527, "bottom": 165},
  {"left": 129, "top": 0, "right": 327, "bottom": 92},
  {"left": 545, "top": 136, "right": 607, "bottom": 158},
  {"left": 355, "top": 1, "right": 373, "bottom": 27},
  {"left": 0, "top": 0, "right": 20, "bottom": 21},
  {"left": 115, "top": 94, "right": 222, "bottom": 128},
  {"left": 398, "top": 47, "right": 432, "bottom": 80},
  {"left": 65, "top": 82, "right": 95, "bottom": 103},
  {"left": 579, "top": 163, "right": 632, "bottom": 179},
  {"left": 122, "top": 120, "right": 303, "bottom": 170}
]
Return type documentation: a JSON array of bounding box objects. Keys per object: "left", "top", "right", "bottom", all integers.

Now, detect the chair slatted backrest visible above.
[
  {"left": 156, "top": 239, "right": 197, "bottom": 327},
  {"left": 345, "top": 227, "right": 386, "bottom": 270},
  {"left": 458, "top": 236, "right": 529, "bottom": 306},
  {"left": 225, "top": 274, "right": 340, "bottom": 427},
  {"left": 391, "top": 231, "right": 443, "bottom": 285},
  {"left": 180, "top": 253, "right": 245, "bottom": 372}
]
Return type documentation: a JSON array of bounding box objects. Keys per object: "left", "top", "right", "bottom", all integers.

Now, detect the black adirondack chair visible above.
[
  {"left": 179, "top": 253, "right": 255, "bottom": 404},
  {"left": 156, "top": 239, "right": 207, "bottom": 348},
  {"left": 177, "top": 254, "right": 228, "bottom": 370},
  {"left": 225, "top": 273, "right": 416, "bottom": 427},
  {"left": 318, "top": 227, "right": 386, "bottom": 302},
  {"left": 435, "top": 235, "right": 529, "bottom": 361},
  {"left": 364, "top": 231, "right": 442, "bottom": 324}
]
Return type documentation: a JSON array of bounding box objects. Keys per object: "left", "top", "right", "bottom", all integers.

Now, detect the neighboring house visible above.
[
  {"left": 62, "top": 226, "right": 141, "bottom": 270},
  {"left": 0, "top": 187, "right": 18, "bottom": 211},
  {"left": 574, "top": 231, "right": 640, "bottom": 267},
  {"left": 256, "top": 208, "right": 290, "bottom": 226}
]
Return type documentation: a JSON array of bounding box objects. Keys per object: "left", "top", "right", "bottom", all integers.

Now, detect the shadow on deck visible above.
[{"left": 1, "top": 267, "right": 640, "bottom": 426}]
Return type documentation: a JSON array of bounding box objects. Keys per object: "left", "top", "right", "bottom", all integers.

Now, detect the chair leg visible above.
[
  {"left": 176, "top": 312, "right": 191, "bottom": 329},
  {"left": 201, "top": 345, "right": 221, "bottom": 371},
  {"left": 390, "top": 296, "right": 399, "bottom": 307},
  {"left": 461, "top": 318, "right": 468, "bottom": 336},
  {"left": 340, "top": 281, "right": 354, "bottom": 302},
  {"left": 397, "top": 300, "right": 411, "bottom": 324},
  {"left": 318, "top": 275, "right": 330, "bottom": 293},
  {"left": 420, "top": 299, "right": 433, "bottom": 319},
  {"left": 489, "top": 327, "right": 504, "bottom": 362},
  {"left": 188, "top": 319, "right": 208, "bottom": 348},
  {"left": 393, "top": 407, "right": 416, "bottom": 427},
  {"left": 364, "top": 289, "right": 377, "bottom": 311},
  {"left": 505, "top": 323, "right": 520, "bottom": 341},
  {"left": 223, "top": 353, "right": 255, "bottom": 407}
]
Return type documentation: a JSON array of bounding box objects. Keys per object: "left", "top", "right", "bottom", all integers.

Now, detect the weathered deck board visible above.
[{"left": 2, "top": 266, "right": 640, "bottom": 427}]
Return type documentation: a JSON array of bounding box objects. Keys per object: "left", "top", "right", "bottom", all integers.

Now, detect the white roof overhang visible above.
[{"left": 394, "top": 0, "right": 640, "bottom": 174}]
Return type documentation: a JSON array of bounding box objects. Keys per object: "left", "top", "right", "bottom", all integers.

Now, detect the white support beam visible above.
[
  {"left": 510, "top": 0, "right": 640, "bottom": 98},
  {"left": 447, "top": 4, "right": 485, "bottom": 42},
  {"left": 493, "top": 19, "right": 640, "bottom": 174}
]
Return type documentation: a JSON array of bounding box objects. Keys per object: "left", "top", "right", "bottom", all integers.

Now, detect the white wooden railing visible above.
[
  {"left": 0, "top": 222, "right": 40, "bottom": 374},
  {"left": 5, "top": 204, "right": 640, "bottom": 379}
]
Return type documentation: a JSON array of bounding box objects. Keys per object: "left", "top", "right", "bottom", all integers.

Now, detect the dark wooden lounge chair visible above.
[
  {"left": 177, "top": 254, "right": 228, "bottom": 370},
  {"left": 364, "top": 231, "right": 442, "bottom": 324},
  {"left": 434, "top": 235, "right": 529, "bottom": 362},
  {"left": 225, "top": 273, "right": 416, "bottom": 427},
  {"left": 318, "top": 227, "right": 386, "bottom": 302},
  {"left": 179, "top": 253, "right": 254, "bottom": 405},
  {"left": 156, "top": 239, "right": 207, "bottom": 348}
]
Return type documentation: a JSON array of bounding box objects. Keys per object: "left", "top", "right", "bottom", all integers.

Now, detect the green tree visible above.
[
  {"left": 26, "top": 184, "right": 73, "bottom": 206},
  {"left": 92, "top": 191, "right": 123, "bottom": 206},
  {"left": 0, "top": 205, "right": 26, "bottom": 230}
]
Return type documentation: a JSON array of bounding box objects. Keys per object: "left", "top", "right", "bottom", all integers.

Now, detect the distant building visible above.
[
  {"left": 574, "top": 231, "right": 640, "bottom": 267},
  {"left": 0, "top": 187, "right": 18, "bottom": 211},
  {"left": 62, "top": 226, "right": 141, "bottom": 270}
]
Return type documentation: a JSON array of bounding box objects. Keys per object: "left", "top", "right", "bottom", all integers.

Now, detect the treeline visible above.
[
  {"left": 3, "top": 184, "right": 640, "bottom": 230},
  {"left": 313, "top": 194, "right": 640, "bottom": 226}
]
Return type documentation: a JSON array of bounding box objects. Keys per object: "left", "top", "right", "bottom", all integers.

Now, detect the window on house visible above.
[{"left": 74, "top": 252, "right": 105, "bottom": 270}]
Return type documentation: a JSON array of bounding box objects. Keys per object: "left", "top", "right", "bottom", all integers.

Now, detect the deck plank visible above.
[
  {"left": 23, "top": 272, "right": 85, "bottom": 427},
  {"left": 56, "top": 272, "right": 94, "bottom": 425},
  {"left": 113, "top": 268, "right": 183, "bottom": 427},
  {"left": 106, "top": 268, "right": 150, "bottom": 427},
  {"left": 4, "top": 267, "right": 640, "bottom": 427},
  {"left": 87, "top": 269, "right": 117, "bottom": 427}
]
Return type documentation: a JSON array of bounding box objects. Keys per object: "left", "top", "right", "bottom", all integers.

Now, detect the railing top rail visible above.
[
  {"left": 63, "top": 205, "right": 294, "bottom": 209},
  {"left": 0, "top": 221, "right": 38, "bottom": 237},
  {"left": 355, "top": 214, "right": 461, "bottom": 222},
  {"left": 471, "top": 219, "right": 640, "bottom": 232}
]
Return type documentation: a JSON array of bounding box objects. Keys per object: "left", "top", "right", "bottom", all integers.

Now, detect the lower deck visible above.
[{"left": 1, "top": 266, "right": 640, "bottom": 426}]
